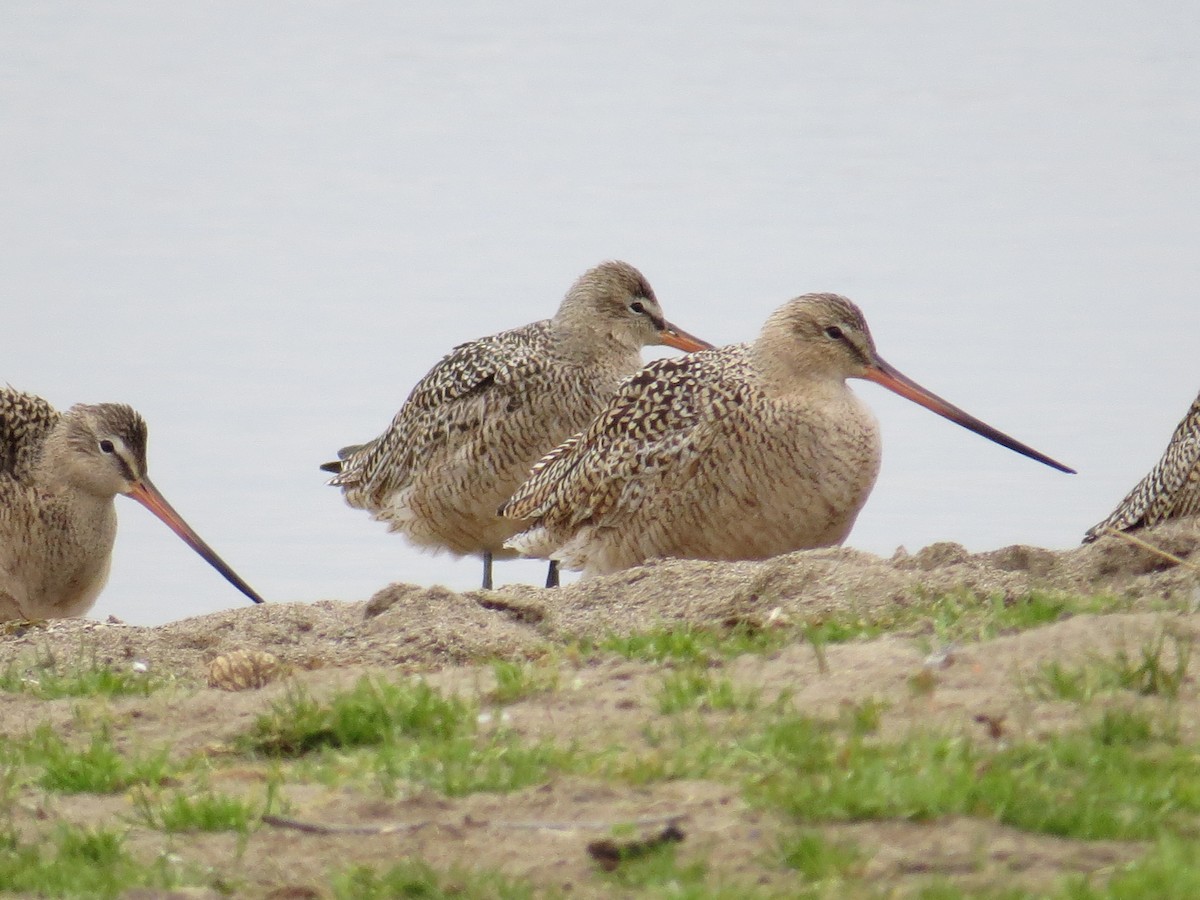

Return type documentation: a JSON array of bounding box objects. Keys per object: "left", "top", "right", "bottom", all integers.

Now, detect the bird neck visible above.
[
  {"left": 749, "top": 339, "right": 847, "bottom": 400},
  {"left": 549, "top": 316, "right": 643, "bottom": 368}
]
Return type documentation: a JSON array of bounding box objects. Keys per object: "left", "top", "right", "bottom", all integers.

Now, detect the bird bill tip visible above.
[
  {"left": 125, "top": 479, "right": 266, "bottom": 604},
  {"left": 863, "top": 360, "right": 1075, "bottom": 475}
]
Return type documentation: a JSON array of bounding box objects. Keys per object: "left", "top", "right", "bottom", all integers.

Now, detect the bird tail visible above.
[{"left": 319, "top": 443, "right": 365, "bottom": 475}]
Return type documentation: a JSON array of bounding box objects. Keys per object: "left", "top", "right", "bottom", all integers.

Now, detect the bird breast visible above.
[
  {"left": 687, "top": 383, "right": 882, "bottom": 557},
  {"left": 11, "top": 486, "right": 119, "bottom": 617}
]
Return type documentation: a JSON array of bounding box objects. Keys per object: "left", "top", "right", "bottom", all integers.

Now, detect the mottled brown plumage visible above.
[
  {"left": 0, "top": 388, "right": 59, "bottom": 481},
  {"left": 502, "top": 293, "right": 1072, "bottom": 576},
  {"left": 0, "top": 387, "right": 264, "bottom": 620},
  {"left": 1084, "top": 390, "right": 1200, "bottom": 542},
  {"left": 322, "top": 260, "right": 710, "bottom": 588}
]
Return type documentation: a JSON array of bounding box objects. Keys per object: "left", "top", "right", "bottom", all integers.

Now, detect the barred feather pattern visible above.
[
  {"left": 324, "top": 261, "right": 687, "bottom": 560},
  {"left": 1083, "top": 390, "right": 1200, "bottom": 542},
  {"left": 329, "top": 320, "right": 556, "bottom": 507},
  {"left": 328, "top": 320, "right": 642, "bottom": 556},
  {"left": 0, "top": 387, "right": 60, "bottom": 480},
  {"left": 502, "top": 295, "right": 886, "bottom": 576}
]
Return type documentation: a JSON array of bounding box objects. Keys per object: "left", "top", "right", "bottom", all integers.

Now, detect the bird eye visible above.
[
  {"left": 824, "top": 325, "right": 844, "bottom": 340},
  {"left": 99, "top": 440, "right": 115, "bottom": 454},
  {"left": 629, "top": 301, "right": 646, "bottom": 315}
]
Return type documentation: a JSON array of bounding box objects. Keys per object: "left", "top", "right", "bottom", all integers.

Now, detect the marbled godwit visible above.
[
  {"left": 1083, "top": 389, "right": 1200, "bottom": 542},
  {"left": 501, "top": 293, "right": 1074, "bottom": 576},
  {"left": 320, "top": 260, "right": 711, "bottom": 589},
  {"left": 0, "top": 387, "right": 265, "bottom": 620}
]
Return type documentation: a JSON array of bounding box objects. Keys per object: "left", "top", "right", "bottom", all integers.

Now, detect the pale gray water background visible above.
[{"left": 2, "top": 2, "right": 1197, "bottom": 625}]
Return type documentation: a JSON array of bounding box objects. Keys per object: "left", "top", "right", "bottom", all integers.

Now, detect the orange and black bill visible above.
[
  {"left": 658, "top": 319, "right": 713, "bottom": 353},
  {"left": 126, "top": 478, "right": 266, "bottom": 604},
  {"left": 864, "top": 357, "right": 1075, "bottom": 474}
]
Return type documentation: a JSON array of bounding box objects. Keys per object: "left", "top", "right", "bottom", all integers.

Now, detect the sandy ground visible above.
[{"left": 1, "top": 519, "right": 1198, "bottom": 897}]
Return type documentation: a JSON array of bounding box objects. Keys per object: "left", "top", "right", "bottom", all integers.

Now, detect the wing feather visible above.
[
  {"left": 1084, "top": 390, "right": 1200, "bottom": 541},
  {"left": 0, "top": 387, "right": 60, "bottom": 482},
  {"left": 502, "top": 348, "right": 750, "bottom": 530},
  {"left": 329, "top": 322, "right": 552, "bottom": 506}
]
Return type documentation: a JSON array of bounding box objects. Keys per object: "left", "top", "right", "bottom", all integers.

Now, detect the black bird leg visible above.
[{"left": 482, "top": 550, "right": 494, "bottom": 590}]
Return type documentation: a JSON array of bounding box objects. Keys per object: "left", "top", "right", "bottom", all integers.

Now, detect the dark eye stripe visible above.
[{"left": 115, "top": 456, "right": 138, "bottom": 483}]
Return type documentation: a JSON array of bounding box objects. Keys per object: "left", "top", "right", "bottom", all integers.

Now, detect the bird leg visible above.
[{"left": 482, "top": 550, "right": 494, "bottom": 590}]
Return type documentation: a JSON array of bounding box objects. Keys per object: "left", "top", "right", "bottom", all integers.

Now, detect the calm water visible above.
[{"left": 2, "top": 2, "right": 1197, "bottom": 625}]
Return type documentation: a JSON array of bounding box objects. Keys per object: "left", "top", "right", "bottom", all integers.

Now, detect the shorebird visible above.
[
  {"left": 1083, "top": 389, "right": 1200, "bottom": 542},
  {"left": 501, "top": 293, "right": 1074, "bottom": 576},
  {"left": 321, "top": 260, "right": 711, "bottom": 589},
  {"left": 0, "top": 387, "right": 265, "bottom": 620}
]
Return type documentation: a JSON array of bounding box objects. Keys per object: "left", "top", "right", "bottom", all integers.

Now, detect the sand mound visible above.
[{"left": 3, "top": 519, "right": 1195, "bottom": 681}]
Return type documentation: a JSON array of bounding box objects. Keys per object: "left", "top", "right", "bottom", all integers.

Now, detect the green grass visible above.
[
  {"left": 930, "top": 590, "right": 1079, "bottom": 640},
  {"left": 371, "top": 729, "right": 576, "bottom": 798},
  {"left": 909, "top": 838, "right": 1200, "bottom": 899},
  {"left": 5, "top": 589, "right": 1196, "bottom": 898},
  {"left": 1034, "top": 660, "right": 1107, "bottom": 703},
  {"left": 132, "top": 783, "right": 276, "bottom": 833},
  {"left": 592, "top": 697, "right": 1200, "bottom": 844},
  {"left": 1031, "top": 632, "right": 1193, "bottom": 702},
  {"left": 1088, "top": 706, "right": 1168, "bottom": 746},
  {"left": 1064, "top": 836, "right": 1200, "bottom": 899},
  {"left": 28, "top": 724, "right": 174, "bottom": 794},
  {"left": 597, "top": 839, "right": 708, "bottom": 893},
  {"left": 222, "top": 609, "right": 1200, "bottom": 893},
  {"left": 911, "top": 882, "right": 1036, "bottom": 899},
  {"left": 592, "top": 592, "right": 1126, "bottom": 664},
  {"left": 241, "top": 675, "right": 579, "bottom": 797},
  {"left": 777, "top": 829, "right": 864, "bottom": 881},
  {"left": 799, "top": 589, "right": 1086, "bottom": 646},
  {"left": 838, "top": 698, "right": 887, "bottom": 736},
  {"left": 332, "top": 858, "right": 541, "bottom": 899},
  {"left": 590, "top": 829, "right": 766, "bottom": 899},
  {"left": 243, "top": 677, "right": 469, "bottom": 756},
  {"left": 1098, "top": 632, "right": 1191, "bottom": 698},
  {"left": 655, "top": 668, "right": 760, "bottom": 714},
  {"left": 0, "top": 656, "right": 166, "bottom": 699},
  {"left": 489, "top": 659, "right": 560, "bottom": 704},
  {"left": 745, "top": 716, "right": 1200, "bottom": 840},
  {"left": 596, "top": 622, "right": 788, "bottom": 663},
  {"left": 0, "top": 824, "right": 182, "bottom": 897}
]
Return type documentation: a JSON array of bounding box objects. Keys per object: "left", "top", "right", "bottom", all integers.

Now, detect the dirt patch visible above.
[{"left": 1, "top": 519, "right": 1197, "bottom": 896}]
